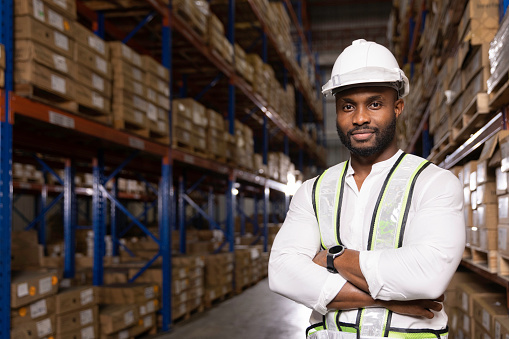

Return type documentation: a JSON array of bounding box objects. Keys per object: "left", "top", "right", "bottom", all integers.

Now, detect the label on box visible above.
[
  {"left": 52, "top": 0, "right": 67, "bottom": 9},
  {"left": 147, "top": 88, "right": 157, "bottom": 102},
  {"left": 91, "top": 91, "right": 104, "bottom": 109},
  {"left": 483, "top": 309, "right": 490, "bottom": 330},
  {"left": 462, "top": 292, "right": 468, "bottom": 312},
  {"left": 121, "top": 44, "right": 132, "bottom": 59},
  {"left": 39, "top": 277, "right": 52, "bottom": 295},
  {"left": 496, "top": 322, "right": 501, "bottom": 339},
  {"left": 53, "top": 54, "right": 67, "bottom": 73},
  {"left": 124, "top": 310, "right": 134, "bottom": 325},
  {"left": 54, "top": 31, "right": 69, "bottom": 51},
  {"left": 18, "top": 283, "right": 29, "bottom": 298},
  {"left": 128, "top": 137, "right": 145, "bottom": 150},
  {"left": 30, "top": 298, "right": 48, "bottom": 318},
  {"left": 92, "top": 57, "right": 106, "bottom": 76},
  {"left": 36, "top": 318, "right": 52, "bottom": 337},
  {"left": 157, "top": 121, "right": 165, "bottom": 132},
  {"left": 49, "top": 111, "right": 75, "bottom": 128},
  {"left": 463, "top": 314, "right": 470, "bottom": 332},
  {"left": 140, "top": 305, "right": 147, "bottom": 316},
  {"left": 33, "top": 0, "right": 45, "bottom": 21},
  {"left": 132, "top": 68, "right": 142, "bottom": 82},
  {"left": 144, "top": 315, "right": 152, "bottom": 328},
  {"left": 80, "top": 308, "right": 93, "bottom": 326},
  {"left": 500, "top": 196, "right": 509, "bottom": 219},
  {"left": 91, "top": 73, "right": 104, "bottom": 91},
  {"left": 51, "top": 74, "right": 66, "bottom": 93},
  {"left": 157, "top": 64, "right": 165, "bottom": 77},
  {"left": 133, "top": 95, "right": 146, "bottom": 110},
  {"left": 80, "top": 288, "right": 93, "bottom": 305},
  {"left": 132, "top": 53, "right": 141, "bottom": 67},
  {"left": 118, "top": 330, "right": 129, "bottom": 339},
  {"left": 133, "top": 110, "right": 143, "bottom": 124},
  {"left": 145, "top": 286, "right": 155, "bottom": 299},
  {"left": 88, "top": 36, "right": 105, "bottom": 55},
  {"left": 48, "top": 8, "right": 63, "bottom": 31},
  {"left": 81, "top": 326, "right": 95, "bottom": 339},
  {"left": 147, "top": 300, "right": 156, "bottom": 313},
  {"left": 500, "top": 228, "right": 507, "bottom": 250},
  {"left": 147, "top": 103, "right": 157, "bottom": 121}
]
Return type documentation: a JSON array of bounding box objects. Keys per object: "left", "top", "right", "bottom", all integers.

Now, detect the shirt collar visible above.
[{"left": 346, "top": 149, "right": 404, "bottom": 176}]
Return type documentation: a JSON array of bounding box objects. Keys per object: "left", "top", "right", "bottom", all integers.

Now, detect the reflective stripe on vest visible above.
[{"left": 312, "top": 153, "right": 431, "bottom": 337}]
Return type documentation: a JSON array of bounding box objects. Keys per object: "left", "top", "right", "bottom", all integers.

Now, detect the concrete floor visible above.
[{"left": 150, "top": 278, "right": 310, "bottom": 339}]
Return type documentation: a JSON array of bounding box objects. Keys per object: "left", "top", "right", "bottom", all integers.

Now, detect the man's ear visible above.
[{"left": 395, "top": 99, "right": 404, "bottom": 118}]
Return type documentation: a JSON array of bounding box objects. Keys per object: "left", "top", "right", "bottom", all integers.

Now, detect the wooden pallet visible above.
[
  {"left": 172, "top": 140, "right": 209, "bottom": 160},
  {"left": 16, "top": 83, "right": 74, "bottom": 109},
  {"left": 451, "top": 93, "right": 491, "bottom": 144},
  {"left": 204, "top": 289, "right": 234, "bottom": 309},
  {"left": 114, "top": 118, "right": 150, "bottom": 139},
  {"left": 463, "top": 247, "right": 498, "bottom": 273},
  {"left": 489, "top": 69, "right": 509, "bottom": 110},
  {"left": 173, "top": 5, "right": 206, "bottom": 39},
  {"left": 429, "top": 132, "right": 456, "bottom": 165},
  {"left": 497, "top": 252, "right": 509, "bottom": 281},
  {"left": 172, "top": 302, "right": 204, "bottom": 324}
]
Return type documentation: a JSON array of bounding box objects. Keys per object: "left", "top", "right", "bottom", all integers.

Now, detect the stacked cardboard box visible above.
[
  {"left": 73, "top": 23, "right": 112, "bottom": 120},
  {"left": 10, "top": 271, "right": 60, "bottom": 338},
  {"left": 203, "top": 253, "right": 233, "bottom": 307},
  {"left": 234, "top": 120, "right": 254, "bottom": 170},
  {"left": 109, "top": 41, "right": 149, "bottom": 137},
  {"left": 246, "top": 53, "right": 268, "bottom": 100},
  {"left": 234, "top": 247, "right": 253, "bottom": 292},
  {"left": 267, "top": 152, "right": 293, "bottom": 183},
  {"left": 172, "top": 0, "right": 208, "bottom": 38},
  {"left": 143, "top": 55, "right": 170, "bottom": 144},
  {"left": 207, "top": 13, "right": 233, "bottom": 64},
  {"left": 234, "top": 44, "right": 254, "bottom": 84},
  {"left": 14, "top": 0, "right": 76, "bottom": 102},
  {"left": 55, "top": 286, "right": 99, "bottom": 338},
  {"left": 171, "top": 256, "right": 204, "bottom": 320},
  {"left": 98, "top": 283, "right": 159, "bottom": 337},
  {"left": 12, "top": 230, "right": 41, "bottom": 271},
  {"left": 12, "top": 163, "right": 44, "bottom": 184},
  {"left": 172, "top": 98, "right": 207, "bottom": 153},
  {"left": 206, "top": 109, "right": 227, "bottom": 161},
  {"left": 267, "top": 2, "right": 295, "bottom": 63},
  {"left": 252, "top": 153, "right": 269, "bottom": 176},
  {"left": 0, "top": 43, "right": 4, "bottom": 88}
]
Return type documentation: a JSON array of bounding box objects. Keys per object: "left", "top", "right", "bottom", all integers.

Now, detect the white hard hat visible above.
[{"left": 322, "top": 39, "right": 409, "bottom": 98}]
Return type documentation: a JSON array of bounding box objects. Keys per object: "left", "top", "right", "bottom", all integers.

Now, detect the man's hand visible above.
[{"left": 379, "top": 295, "right": 444, "bottom": 319}]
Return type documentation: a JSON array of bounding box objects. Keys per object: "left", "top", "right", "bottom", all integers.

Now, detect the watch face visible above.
[{"left": 329, "top": 245, "right": 344, "bottom": 254}]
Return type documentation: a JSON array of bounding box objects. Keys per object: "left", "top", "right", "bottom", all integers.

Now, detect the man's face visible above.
[{"left": 335, "top": 86, "right": 404, "bottom": 157}]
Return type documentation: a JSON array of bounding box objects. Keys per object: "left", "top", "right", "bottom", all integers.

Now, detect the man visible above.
[{"left": 268, "top": 39, "right": 465, "bottom": 339}]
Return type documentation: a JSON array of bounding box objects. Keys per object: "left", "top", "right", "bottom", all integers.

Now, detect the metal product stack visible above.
[
  {"left": 14, "top": 0, "right": 77, "bottom": 105},
  {"left": 142, "top": 55, "right": 170, "bottom": 144},
  {"left": 110, "top": 41, "right": 149, "bottom": 137}
]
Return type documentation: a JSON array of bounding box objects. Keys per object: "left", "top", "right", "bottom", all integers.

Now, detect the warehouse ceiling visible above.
[{"left": 304, "top": 0, "right": 393, "bottom": 68}]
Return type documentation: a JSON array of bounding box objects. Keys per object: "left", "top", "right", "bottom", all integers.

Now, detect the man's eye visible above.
[
  {"left": 371, "top": 102, "right": 382, "bottom": 108},
  {"left": 344, "top": 104, "right": 354, "bottom": 110}
]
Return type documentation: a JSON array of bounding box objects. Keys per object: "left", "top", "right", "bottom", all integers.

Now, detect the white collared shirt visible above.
[{"left": 268, "top": 150, "right": 465, "bottom": 330}]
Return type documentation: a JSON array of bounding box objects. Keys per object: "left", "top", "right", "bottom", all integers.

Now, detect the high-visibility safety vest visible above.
[{"left": 306, "top": 153, "right": 449, "bottom": 339}]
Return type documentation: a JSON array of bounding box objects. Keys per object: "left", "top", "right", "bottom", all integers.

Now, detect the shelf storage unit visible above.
[
  {"left": 0, "top": 0, "right": 325, "bottom": 335},
  {"left": 391, "top": 0, "right": 509, "bottom": 329}
]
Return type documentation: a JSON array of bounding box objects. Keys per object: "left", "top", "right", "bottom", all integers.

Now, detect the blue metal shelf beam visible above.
[{"left": 64, "top": 160, "right": 76, "bottom": 278}]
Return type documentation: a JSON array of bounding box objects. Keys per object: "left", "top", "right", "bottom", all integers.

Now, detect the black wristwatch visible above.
[{"left": 327, "top": 245, "right": 346, "bottom": 273}]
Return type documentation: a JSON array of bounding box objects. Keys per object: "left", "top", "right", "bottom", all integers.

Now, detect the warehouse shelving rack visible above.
[{"left": 0, "top": 0, "right": 325, "bottom": 334}]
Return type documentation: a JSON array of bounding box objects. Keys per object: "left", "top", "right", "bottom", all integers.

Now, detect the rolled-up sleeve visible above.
[
  {"left": 269, "top": 179, "right": 347, "bottom": 314},
  {"left": 359, "top": 170, "right": 465, "bottom": 301}
]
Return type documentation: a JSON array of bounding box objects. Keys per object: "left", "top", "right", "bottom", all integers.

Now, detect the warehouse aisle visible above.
[{"left": 152, "top": 278, "right": 310, "bottom": 339}]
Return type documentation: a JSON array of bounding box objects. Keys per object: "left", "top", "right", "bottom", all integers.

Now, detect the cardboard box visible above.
[
  {"left": 475, "top": 204, "right": 498, "bottom": 228},
  {"left": 457, "top": 308, "right": 474, "bottom": 337},
  {"left": 142, "top": 55, "right": 169, "bottom": 81},
  {"left": 74, "top": 64, "right": 111, "bottom": 96},
  {"left": 496, "top": 167, "right": 508, "bottom": 195},
  {"left": 74, "top": 43, "right": 111, "bottom": 79},
  {"left": 15, "top": 16, "right": 74, "bottom": 58},
  {"left": 11, "top": 271, "right": 59, "bottom": 308},
  {"left": 99, "top": 304, "right": 139, "bottom": 335},
  {"left": 75, "top": 82, "right": 111, "bottom": 114},
  {"left": 98, "top": 283, "right": 159, "bottom": 305},
  {"left": 473, "top": 294, "right": 506, "bottom": 337},
  {"left": 10, "top": 315, "right": 56, "bottom": 338},
  {"left": 21, "top": 0, "right": 77, "bottom": 20},
  {"left": 498, "top": 224, "right": 509, "bottom": 257},
  {"left": 112, "top": 58, "right": 144, "bottom": 83},
  {"left": 15, "top": 61, "right": 76, "bottom": 100},
  {"left": 144, "top": 71, "right": 169, "bottom": 97},
  {"left": 479, "top": 227, "right": 498, "bottom": 250},
  {"left": 15, "top": 40, "right": 75, "bottom": 78},
  {"left": 15, "top": 0, "right": 74, "bottom": 36},
  {"left": 102, "top": 313, "right": 155, "bottom": 339},
  {"left": 456, "top": 281, "right": 503, "bottom": 316},
  {"left": 113, "top": 89, "right": 147, "bottom": 112},
  {"left": 499, "top": 194, "right": 509, "bottom": 224},
  {"left": 112, "top": 104, "right": 148, "bottom": 130},
  {"left": 0, "top": 43, "right": 5, "bottom": 69},
  {"left": 56, "top": 305, "right": 98, "bottom": 333},
  {"left": 111, "top": 70, "right": 145, "bottom": 97},
  {"left": 495, "top": 316, "right": 509, "bottom": 339},
  {"left": 476, "top": 182, "right": 497, "bottom": 205},
  {"left": 109, "top": 41, "right": 142, "bottom": 68},
  {"left": 463, "top": 161, "right": 478, "bottom": 187},
  {"left": 73, "top": 23, "right": 109, "bottom": 59},
  {"left": 458, "top": 0, "right": 499, "bottom": 45},
  {"left": 12, "top": 230, "right": 41, "bottom": 270},
  {"left": 56, "top": 323, "right": 98, "bottom": 339},
  {"left": 11, "top": 296, "right": 56, "bottom": 326},
  {"left": 55, "top": 286, "right": 97, "bottom": 314}
]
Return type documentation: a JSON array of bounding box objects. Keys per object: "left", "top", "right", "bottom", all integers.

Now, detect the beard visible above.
[{"left": 336, "top": 113, "right": 397, "bottom": 157}]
